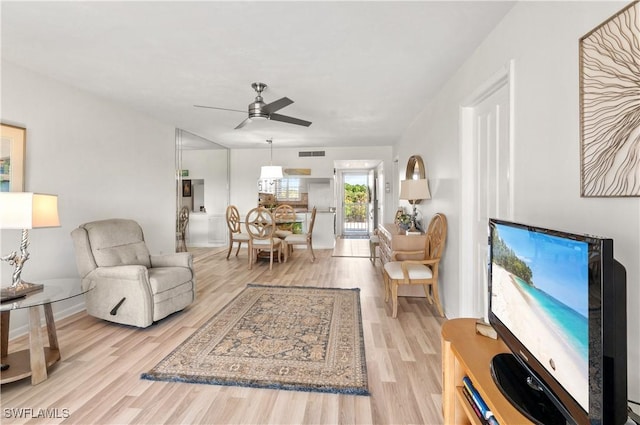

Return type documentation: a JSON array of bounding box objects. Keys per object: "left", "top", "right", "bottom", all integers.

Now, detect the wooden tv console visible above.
[{"left": 441, "top": 318, "right": 533, "bottom": 424}]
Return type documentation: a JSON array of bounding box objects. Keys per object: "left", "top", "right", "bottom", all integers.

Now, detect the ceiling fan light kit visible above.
[{"left": 195, "top": 82, "right": 312, "bottom": 129}]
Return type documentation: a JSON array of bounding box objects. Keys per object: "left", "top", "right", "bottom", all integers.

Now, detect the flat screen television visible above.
[{"left": 488, "top": 218, "right": 627, "bottom": 425}]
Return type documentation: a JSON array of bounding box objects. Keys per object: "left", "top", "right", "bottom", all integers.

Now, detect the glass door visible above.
[{"left": 341, "top": 172, "right": 369, "bottom": 238}]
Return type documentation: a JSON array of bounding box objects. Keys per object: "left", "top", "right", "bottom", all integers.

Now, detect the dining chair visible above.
[
  {"left": 284, "top": 207, "right": 317, "bottom": 262},
  {"left": 176, "top": 206, "right": 190, "bottom": 252},
  {"left": 273, "top": 204, "right": 297, "bottom": 239},
  {"left": 245, "top": 207, "right": 284, "bottom": 270},
  {"left": 225, "top": 205, "right": 250, "bottom": 259},
  {"left": 369, "top": 229, "right": 380, "bottom": 264},
  {"left": 382, "top": 213, "right": 447, "bottom": 318}
]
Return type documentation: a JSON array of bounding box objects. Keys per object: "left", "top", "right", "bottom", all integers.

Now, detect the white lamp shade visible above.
[
  {"left": 260, "top": 165, "right": 283, "bottom": 180},
  {"left": 400, "top": 179, "right": 431, "bottom": 202},
  {"left": 0, "top": 192, "right": 60, "bottom": 229}
]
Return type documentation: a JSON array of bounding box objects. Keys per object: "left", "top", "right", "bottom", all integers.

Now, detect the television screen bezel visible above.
[{"left": 487, "top": 218, "right": 625, "bottom": 425}]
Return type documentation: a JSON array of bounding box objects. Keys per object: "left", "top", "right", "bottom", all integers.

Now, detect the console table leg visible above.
[{"left": 28, "top": 306, "right": 47, "bottom": 385}]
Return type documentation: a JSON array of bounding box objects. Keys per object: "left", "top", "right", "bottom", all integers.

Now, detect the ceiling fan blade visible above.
[
  {"left": 269, "top": 113, "right": 312, "bottom": 127},
  {"left": 263, "top": 97, "right": 294, "bottom": 113},
  {"left": 194, "top": 105, "right": 246, "bottom": 114},
  {"left": 234, "top": 117, "right": 252, "bottom": 129}
]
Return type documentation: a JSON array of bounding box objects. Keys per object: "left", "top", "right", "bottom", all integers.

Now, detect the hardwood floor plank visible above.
[{"left": 1, "top": 247, "right": 446, "bottom": 424}]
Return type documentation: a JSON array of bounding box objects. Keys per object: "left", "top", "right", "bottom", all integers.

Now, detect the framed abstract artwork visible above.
[
  {"left": 579, "top": 1, "right": 640, "bottom": 197},
  {"left": 0, "top": 123, "right": 26, "bottom": 192}
]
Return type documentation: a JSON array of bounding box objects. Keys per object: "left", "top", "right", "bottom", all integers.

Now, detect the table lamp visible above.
[
  {"left": 0, "top": 192, "right": 60, "bottom": 299},
  {"left": 399, "top": 179, "right": 431, "bottom": 232}
]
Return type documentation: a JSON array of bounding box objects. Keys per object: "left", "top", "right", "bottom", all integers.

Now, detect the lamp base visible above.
[{"left": 1, "top": 281, "right": 43, "bottom": 302}]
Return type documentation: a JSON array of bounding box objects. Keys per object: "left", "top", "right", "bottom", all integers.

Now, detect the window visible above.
[
  {"left": 258, "top": 179, "right": 276, "bottom": 194},
  {"left": 276, "top": 178, "right": 301, "bottom": 201}
]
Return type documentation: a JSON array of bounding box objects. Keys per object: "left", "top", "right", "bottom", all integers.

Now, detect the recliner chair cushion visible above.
[
  {"left": 83, "top": 219, "right": 151, "bottom": 268},
  {"left": 148, "top": 267, "right": 193, "bottom": 294}
]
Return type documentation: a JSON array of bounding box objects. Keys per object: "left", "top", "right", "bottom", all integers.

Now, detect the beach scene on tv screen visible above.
[{"left": 491, "top": 224, "right": 589, "bottom": 411}]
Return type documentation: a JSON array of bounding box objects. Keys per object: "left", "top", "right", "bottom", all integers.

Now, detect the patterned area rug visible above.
[{"left": 142, "top": 284, "right": 369, "bottom": 395}]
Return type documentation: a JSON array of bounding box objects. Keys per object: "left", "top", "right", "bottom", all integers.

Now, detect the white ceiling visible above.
[{"left": 1, "top": 1, "right": 515, "bottom": 150}]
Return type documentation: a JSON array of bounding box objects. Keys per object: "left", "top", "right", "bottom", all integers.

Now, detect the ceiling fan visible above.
[{"left": 194, "top": 82, "right": 312, "bottom": 129}]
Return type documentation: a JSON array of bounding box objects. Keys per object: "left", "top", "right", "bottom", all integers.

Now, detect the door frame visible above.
[
  {"left": 337, "top": 169, "right": 371, "bottom": 237},
  {"left": 459, "top": 61, "right": 515, "bottom": 318}
]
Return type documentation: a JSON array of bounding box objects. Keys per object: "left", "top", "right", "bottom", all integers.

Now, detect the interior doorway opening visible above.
[{"left": 334, "top": 159, "right": 384, "bottom": 240}]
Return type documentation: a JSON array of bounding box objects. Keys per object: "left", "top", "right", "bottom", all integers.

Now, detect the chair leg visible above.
[
  {"left": 383, "top": 271, "right": 390, "bottom": 302},
  {"left": 431, "top": 282, "right": 444, "bottom": 317},
  {"left": 308, "top": 239, "right": 315, "bottom": 262},
  {"left": 269, "top": 250, "right": 274, "bottom": 270},
  {"left": 235, "top": 242, "right": 242, "bottom": 256},
  {"left": 422, "top": 284, "right": 434, "bottom": 305},
  {"left": 226, "top": 241, "right": 233, "bottom": 259},
  {"left": 248, "top": 248, "right": 253, "bottom": 270},
  {"left": 391, "top": 282, "right": 399, "bottom": 318}
]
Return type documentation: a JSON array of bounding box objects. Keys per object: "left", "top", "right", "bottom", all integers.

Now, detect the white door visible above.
[
  {"left": 475, "top": 85, "right": 511, "bottom": 319},
  {"left": 460, "top": 64, "right": 513, "bottom": 320},
  {"left": 367, "top": 169, "right": 376, "bottom": 232}
]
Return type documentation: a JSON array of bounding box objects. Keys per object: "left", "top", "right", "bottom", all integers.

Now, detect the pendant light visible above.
[{"left": 260, "top": 139, "right": 283, "bottom": 179}]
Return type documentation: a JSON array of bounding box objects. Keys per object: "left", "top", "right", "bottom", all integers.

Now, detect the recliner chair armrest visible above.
[
  {"left": 150, "top": 252, "right": 192, "bottom": 269},
  {"left": 93, "top": 265, "right": 150, "bottom": 281},
  {"left": 83, "top": 265, "right": 154, "bottom": 327}
]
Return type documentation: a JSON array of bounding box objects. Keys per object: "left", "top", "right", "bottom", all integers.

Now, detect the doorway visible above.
[
  {"left": 460, "top": 62, "right": 514, "bottom": 319},
  {"left": 341, "top": 171, "right": 370, "bottom": 238}
]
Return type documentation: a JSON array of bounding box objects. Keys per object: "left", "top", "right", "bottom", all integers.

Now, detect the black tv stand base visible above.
[{"left": 491, "top": 353, "right": 567, "bottom": 425}]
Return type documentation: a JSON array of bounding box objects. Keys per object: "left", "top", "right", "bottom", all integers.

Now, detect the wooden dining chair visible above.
[
  {"left": 273, "top": 204, "right": 297, "bottom": 239},
  {"left": 176, "top": 206, "right": 190, "bottom": 252},
  {"left": 245, "top": 207, "right": 284, "bottom": 270},
  {"left": 225, "top": 205, "right": 250, "bottom": 259},
  {"left": 382, "top": 213, "right": 447, "bottom": 318},
  {"left": 369, "top": 229, "right": 380, "bottom": 264},
  {"left": 285, "top": 207, "right": 317, "bottom": 262}
]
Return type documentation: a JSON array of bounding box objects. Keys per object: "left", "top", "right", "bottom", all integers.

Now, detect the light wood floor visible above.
[
  {"left": 332, "top": 238, "right": 372, "bottom": 258},
  {"left": 1, "top": 246, "right": 446, "bottom": 425}
]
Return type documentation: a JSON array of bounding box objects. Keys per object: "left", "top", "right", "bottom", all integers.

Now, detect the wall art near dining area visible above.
[
  {"left": 580, "top": 1, "right": 639, "bottom": 197},
  {"left": 0, "top": 123, "right": 26, "bottom": 192}
]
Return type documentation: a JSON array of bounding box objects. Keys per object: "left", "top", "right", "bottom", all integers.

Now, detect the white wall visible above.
[
  {"left": 395, "top": 1, "right": 639, "bottom": 403},
  {"left": 1, "top": 61, "right": 176, "bottom": 337},
  {"left": 181, "top": 149, "right": 229, "bottom": 214},
  {"left": 229, "top": 146, "right": 394, "bottom": 218}
]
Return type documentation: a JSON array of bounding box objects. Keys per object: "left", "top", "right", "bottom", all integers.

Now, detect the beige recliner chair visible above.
[{"left": 71, "top": 218, "right": 196, "bottom": 328}]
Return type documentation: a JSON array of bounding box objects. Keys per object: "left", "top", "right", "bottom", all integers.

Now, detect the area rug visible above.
[{"left": 141, "top": 284, "right": 369, "bottom": 395}]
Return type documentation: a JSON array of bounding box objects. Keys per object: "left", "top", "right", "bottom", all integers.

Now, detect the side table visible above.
[{"left": 1, "top": 278, "right": 90, "bottom": 385}]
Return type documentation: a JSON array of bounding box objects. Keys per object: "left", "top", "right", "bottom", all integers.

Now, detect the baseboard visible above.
[{"left": 8, "top": 302, "right": 87, "bottom": 341}]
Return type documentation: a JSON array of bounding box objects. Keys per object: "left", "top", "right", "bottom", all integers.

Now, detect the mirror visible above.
[
  {"left": 405, "top": 155, "right": 427, "bottom": 205},
  {"left": 176, "top": 129, "right": 229, "bottom": 214},
  {"left": 405, "top": 155, "right": 425, "bottom": 180},
  {"left": 0, "top": 124, "right": 25, "bottom": 192},
  {"left": 175, "top": 129, "right": 229, "bottom": 250}
]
